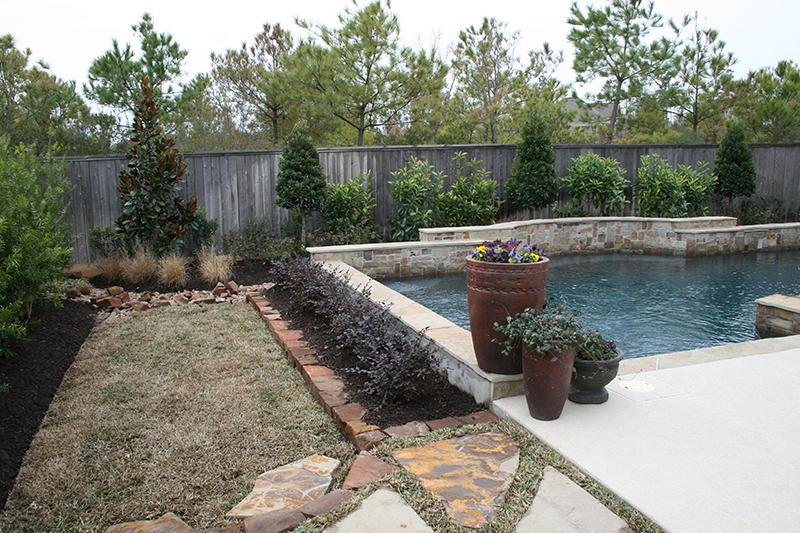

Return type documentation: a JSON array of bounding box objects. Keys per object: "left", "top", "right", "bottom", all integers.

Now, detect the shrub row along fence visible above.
[{"left": 65, "top": 143, "right": 800, "bottom": 264}]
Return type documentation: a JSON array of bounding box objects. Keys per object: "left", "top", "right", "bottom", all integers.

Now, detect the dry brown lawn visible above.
[{"left": 0, "top": 303, "right": 350, "bottom": 532}]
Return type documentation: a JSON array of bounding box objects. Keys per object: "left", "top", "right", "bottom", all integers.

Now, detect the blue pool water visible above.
[{"left": 382, "top": 250, "right": 800, "bottom": 359}]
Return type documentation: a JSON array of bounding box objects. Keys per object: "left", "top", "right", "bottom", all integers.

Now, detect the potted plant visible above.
[
  {"left": 569, "top": 330, "right": 624, "bottom": 405},
  {"left": 466, "top": 239, "right": 548, "bottom": 375},
  {"left": 494, "top": 298, "right": 581, "bottom": 420}
]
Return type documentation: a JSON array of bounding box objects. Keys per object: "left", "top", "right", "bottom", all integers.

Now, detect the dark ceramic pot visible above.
[
  {"left": 466, "top": 256, "right": 549, "bottom": 375},
  {"left": 522, "top": 345, "right": 576, "bottom": 420},
  {"left": 568, "top": 351, "right": 624, "bottom": 404}
]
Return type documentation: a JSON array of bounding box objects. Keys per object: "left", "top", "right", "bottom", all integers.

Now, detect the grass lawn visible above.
[{"left": 0, "top": 303, "right": 350, "bottom": 532}]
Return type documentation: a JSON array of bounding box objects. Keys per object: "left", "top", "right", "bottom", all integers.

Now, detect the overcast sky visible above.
[{"left": 4, "top": 0, "right": 799, "bottom": 96}]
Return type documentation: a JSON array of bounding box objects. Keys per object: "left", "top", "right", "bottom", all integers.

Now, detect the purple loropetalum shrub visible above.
[
  {"left": 272, "top": 257, "right": 437, "bottom": 407},
  {"left": 471, "top": 238, "right": 546, "bottom": 263}
]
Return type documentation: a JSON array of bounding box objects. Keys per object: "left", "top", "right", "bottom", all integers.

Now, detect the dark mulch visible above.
[
  {"left": 0, "top": 258, "right": 483, "bottom": 509},
  {"left": 0, "top": 299, "right": 98, "bottom": 509}
]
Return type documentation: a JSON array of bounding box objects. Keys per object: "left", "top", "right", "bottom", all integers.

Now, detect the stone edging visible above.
[{"left": 245, "top": 291, "right": 499, "bottom": 451}]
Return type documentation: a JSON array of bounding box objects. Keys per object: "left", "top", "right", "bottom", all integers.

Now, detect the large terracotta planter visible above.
[
  {"left": 568, "top": 351, "right": 624, "bottom": 404},
  {"left": 523, "top": 346, "right": 576, "bottom": 420},
  {"left": 466, "top": 256, "right": 549, "bottom": 375}
]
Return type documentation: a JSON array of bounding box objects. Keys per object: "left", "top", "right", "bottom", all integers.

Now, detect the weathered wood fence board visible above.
[{"left": 65, "top": 143, "right": 800, "bottom": 264}]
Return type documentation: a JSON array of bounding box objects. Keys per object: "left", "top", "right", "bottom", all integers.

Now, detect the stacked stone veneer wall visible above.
[
  {"left": 308, "top": 217, "right": 800, "bottom": 278},
  {"left": 756, "top": 295, "right": 800, "bottom": 337}
]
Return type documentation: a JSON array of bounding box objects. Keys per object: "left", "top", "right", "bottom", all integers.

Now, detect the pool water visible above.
[{"left": 382, "top": 250, "right": 800, "bottom": 359}]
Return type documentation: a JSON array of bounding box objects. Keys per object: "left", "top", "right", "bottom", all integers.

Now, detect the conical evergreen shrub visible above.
[
  {"left": 276, "top": 125, "right": 327, "bottom": 242},
  {"left": 714, "top": 121, "right": 757, "bottom": 200},
  {"left": 505, "top": 111, "right": 558, "bottom": 210}
]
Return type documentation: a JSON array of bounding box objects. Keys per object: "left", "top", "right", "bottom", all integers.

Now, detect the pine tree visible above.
[
  {"left": 714, "top": 121, "right": 757, "bottom": 200},
  {"left": 275, "top": 125, "right": 327, "bottom": 242},
  {"left": 115, "top": 76, "right": 198, "bottom": 256},
  {"left": 505, "top": 111, "right": 559, "bottom": 210}
]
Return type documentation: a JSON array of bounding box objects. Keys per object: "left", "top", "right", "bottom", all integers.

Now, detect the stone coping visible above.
[
  {"left": 419, "top": 215, "right": 737, "bottom": 239},
  {"left": 618, "top": 335, "right": 800, "bottom": 374},
  {"left": 756, "top": 293, "right": 800, "bottom": 313},
  {"left": 306, "top": 239, "right": 485, "bottom": 254},
  {"left": 675, "top": 221, "right": 800, "bottom": 235}
]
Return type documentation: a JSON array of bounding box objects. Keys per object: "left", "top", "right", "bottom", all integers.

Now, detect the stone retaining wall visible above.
[
  {"left": 756, "top": 295, "right": 800, "bottom": 337},
  {"left": 308, "top": 217, "right": 800, "bottom": 279}
]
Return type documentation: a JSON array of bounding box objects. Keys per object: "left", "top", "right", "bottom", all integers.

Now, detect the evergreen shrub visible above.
[
  {"left": 438, "top": 152, "right": 503, "bottom": 227},
  {"left": 0, "top": 138, "right": 74, "bottom": 336},
  {"left": 714, "top": 121, "right": 757, "bottom": 201},
  {"left": 561, "top": 153, "right": 628, "bottom": 216},
  {"left": 115, "top": 77, "right": 203, "bottom": 257},
  {"left": 505, "top": 110, "right": 559, "bottom": 210}
]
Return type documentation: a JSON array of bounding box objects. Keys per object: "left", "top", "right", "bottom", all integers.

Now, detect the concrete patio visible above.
[{"left": 493, "top": 335, "right": 800, "bottom": 532}]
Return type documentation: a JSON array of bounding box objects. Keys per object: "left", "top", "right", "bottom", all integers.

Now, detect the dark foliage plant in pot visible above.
[
  {"left": 570, "top": 329, "right": 624, "bottom": 405},
  {"left": 494, "top": 298, "right": 582, "bottom": 420}
]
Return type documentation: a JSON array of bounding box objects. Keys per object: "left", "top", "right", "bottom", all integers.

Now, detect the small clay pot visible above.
[{"left": 522, "top": 345, "right": 576, "bottom": 420}]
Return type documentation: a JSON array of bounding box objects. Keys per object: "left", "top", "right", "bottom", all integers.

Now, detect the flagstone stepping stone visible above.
[
  {"left": 393, "top": 432, "right": 519, "bottom": 529},
  {"left": 516, "top": 467, "right": 634, "bottom": 533},
  {"left": 342, "top": 451, "right": 399, "bottom": 490},
  {"left": 383, "top": 421, "right": 430, "bottom": 438},
  {"left": 323, "top": 489, "right": 433, "bottom": 533},
  {"left": 227, "top": 454, "right": 340, "bottom": 518},
  {"left": 105, "top": 512, "right": 193, "bottom": 533},
  {"left": 298, "top": 489, "right": 354, "bottom": 518}
]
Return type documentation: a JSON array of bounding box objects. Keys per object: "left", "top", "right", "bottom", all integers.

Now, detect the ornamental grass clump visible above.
[
  {"left": 197, "top": 246, "right": 233, "bottom": 286},
  {"left": 471, "top": 239, "right": 546, "bottom": 263},
  {"left": 157, "top": 253, "right": 190, "bottom": 290},
  {"left": 121, "top": 246, "right": 158, "bottom": 285},
  {"left": 100, "top": 252, "right": 126, "bottom": 285}
]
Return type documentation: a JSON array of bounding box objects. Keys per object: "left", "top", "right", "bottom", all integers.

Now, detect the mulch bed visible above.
[
  {"left": 0, "top": 258, "right": 483, "bottom": 508},
  {"left": 0, "top": 299, "right": 97, "bottom": 509}
]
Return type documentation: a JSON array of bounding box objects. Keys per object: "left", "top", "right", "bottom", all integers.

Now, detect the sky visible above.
[{"left": 3, "top": 0, "right": 799, "bottom": 97}]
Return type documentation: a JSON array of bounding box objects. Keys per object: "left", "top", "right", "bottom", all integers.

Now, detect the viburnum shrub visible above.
[
  {"left": 323, "top": 172, "right": 381, "bottom": 243},
  {"left": 561, "top": 153, "right": 628, "bottom": 216},
  {"left": 634, "top": 154, "right": 716, "bottom": 217},
  {"left": 389, "top": 157, "right": 443, "bottom": 242},
  {"left": 438, "top": 152, "right": 503, "bottom": 227},
  {"left": 273, "top": 256, "right": 437, "bottom": 406}
]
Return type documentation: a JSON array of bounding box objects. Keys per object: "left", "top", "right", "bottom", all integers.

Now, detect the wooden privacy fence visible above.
[{"left": 65, "top": 143, "right": 800, "bottom": 264}]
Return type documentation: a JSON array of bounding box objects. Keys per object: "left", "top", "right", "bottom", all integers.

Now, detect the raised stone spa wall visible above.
[
  {"left": 756, "top": 295, "right": 800, "bottom": 337},
  {"left": 308, "top": 217, "right": 800, "bottom": 278}
]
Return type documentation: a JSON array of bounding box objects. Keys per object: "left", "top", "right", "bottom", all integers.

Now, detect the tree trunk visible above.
[{"left": 608, "top": 79, "right": 623, "bottom": 143}]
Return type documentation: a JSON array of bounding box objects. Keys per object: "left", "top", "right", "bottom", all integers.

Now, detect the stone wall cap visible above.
[
  {"left": 756, "top": 294, "right": 800, "bottom": 313},
  {"left": 307, "top": 239, "right": 483, "bottom": 254}
]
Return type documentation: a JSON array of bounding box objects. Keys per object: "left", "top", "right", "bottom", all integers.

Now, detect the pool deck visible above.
[{"left": 493, "top": 335, "right": 800, "bottom": 532}]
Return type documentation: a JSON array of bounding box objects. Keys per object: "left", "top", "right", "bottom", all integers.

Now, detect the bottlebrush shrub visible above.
[{"left": 273, "top": 257, "right": 437, "bottom": 407}]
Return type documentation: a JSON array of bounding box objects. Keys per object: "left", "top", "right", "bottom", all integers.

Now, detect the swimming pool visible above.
[{"left": 382, "top": 250, "right": 800, "bottom": 359}]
